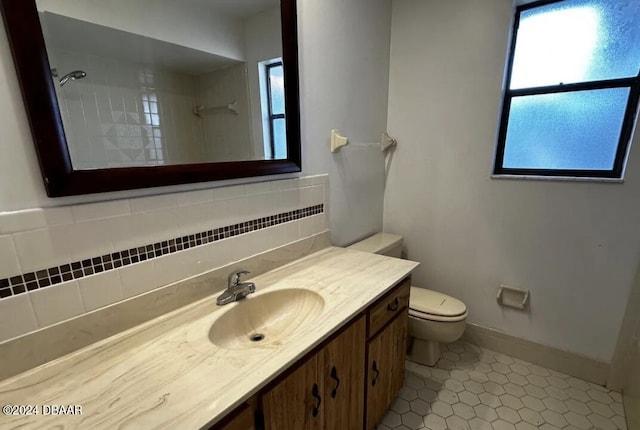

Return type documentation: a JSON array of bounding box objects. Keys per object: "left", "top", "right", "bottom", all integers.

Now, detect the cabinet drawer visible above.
[{"left": 367, "top": 277, "right": 410, "bottom": 338}]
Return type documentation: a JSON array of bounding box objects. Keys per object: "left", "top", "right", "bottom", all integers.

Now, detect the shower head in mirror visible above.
[{"left": 59, "top": 70, "right": 87, "bottom": 87}]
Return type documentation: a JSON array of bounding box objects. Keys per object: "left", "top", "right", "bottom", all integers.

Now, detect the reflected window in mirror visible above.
[{"left": 263, "top": 59, "right": 286, "bottom": 160}]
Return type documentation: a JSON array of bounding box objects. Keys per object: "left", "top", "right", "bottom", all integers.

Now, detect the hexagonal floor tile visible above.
[
  {"left": 523, "top": 384, "right": 546, "bottom": 400},
  {"left": 541, "top": 409, "right": 568, "bottom": 428},
  {"left": 479, "top": 392, "right": 501, "bottom": 408},
  {"left": 399, "top": 386, "right": 418, "bottom": 401},
  {"left": 542, "top": 397, "right": 568, "bottom": 414},
  {"left": 375, "top": 342, "right": 626, "bottom": 430},
  {"left": 565, "top": 399, "right": 590, "bottom": 415},
  {"left": 483, "top": 381, "right": 506, "bottom": 396},
  {"left": 406, "top": 374, "right": 426, "bottom": 389},
  {"left": 518, "top": 408, "right": 544, "bottom": 426},
  {"left": 402, "top": 411, "right": 425, "bottom": 430},
  {"left": 381, "top": 410, "right": 402, "bottom": 427},
  {"left": 443, "top": 351, "right": 461, "bottom": 362},
  {"left": 544, "top": 385, "right": 570, "bottom": 401},
  {"left": 464, "top": 380, "right": 485, "bottom": 395},
  {"left": 391, "top": 397, "right": 410, "bottom": 414},
  {"left": 453, "top": 402, "right": 476, "bottom": 420},
  {"left": 587, "top": 413, "right": 617, "bottom": 430},
  {"left": 492, "top": 419, "right": 517, "bottom": 430},
  {"left": 474, "top": 404, "right": 499, "bottom": 422},
  {"left": 495, "top": 354, "right": 515, "bottom": 365},
  {"left": 438, "top": 389, "right": 460, "bottom": 404},
  {"left": 446, "top": 414, "right": 472, "bottom": 430},
  {"left": 514, "top": 422, "right": 538, "bottom": 430},
  {"left": 431, "top": 400, "right": 454, "bottom": 418},
  {"left": 469, "top": 417, "right": 493, "bottom": 430},
  {"left": 445, "top": 378, "right": 466, "bottom": 393},
  {"left": 506, "top": 373, "right": 529, "bottom": 386},
  {"left": 491, "top": 362, "right": 511, "bottom": 375},
  {"left": 587, "top": 389, "right": 614, "bottom": 405},
  {"left": 496, "top": 406, "right": 521, "bottom": 424},
  {"left": 423, "top": 413, "right": 447, "bottom": 430},
  {"left": 566, "top": 387, "right": 590, "bottom": 402},
  {"left": 503, "top": 383, "right": 526, "bottom": 398},
  {"left": 459, "top": 390, "right": 481, "bottom": 407},
  {"left": 564, "top": 411, "right": 593, "bottom": 429},
  {"left": 409, "top": 398, "right": 430, "bottom": 415},
  {"left": 487, "top": 372, "right": 509, "bottom": 385},
  {"left": 521, "top": 395, "right": 545, "bottom": 412},
  {"left": 586, "top": 399, "right": 614, "bottom": 417},
  {"left": 500, "top": 394, "right": 524, "bottom": 410},
  {"left": 509, "top": 363, "right": 530, "bottom": 376},
  {"left": 469, "top": 370, "right": 490, "bottom": 383},
  {"left": 417, "top": 387, "right": 437, "bottom": 402}
]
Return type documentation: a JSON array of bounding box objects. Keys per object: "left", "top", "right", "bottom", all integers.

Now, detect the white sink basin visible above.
[{"left": 208, "top": 289, "right": 325, "bottom": 350}]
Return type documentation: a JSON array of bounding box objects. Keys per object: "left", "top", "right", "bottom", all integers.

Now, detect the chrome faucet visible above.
[{"left": 216, "top": 270, "right": 256, "bottom": 306}]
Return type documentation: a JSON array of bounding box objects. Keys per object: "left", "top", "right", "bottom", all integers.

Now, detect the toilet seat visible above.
[
  {"left": 409, "top": 307, "right": 468, "bottom": 322},
  {"left": 409, "top": 286, "right": 467, "bottom": 322}
]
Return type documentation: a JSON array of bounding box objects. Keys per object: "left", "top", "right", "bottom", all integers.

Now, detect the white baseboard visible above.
[{"left": 462, "top": 323, "right": 609, "bottom": 386}]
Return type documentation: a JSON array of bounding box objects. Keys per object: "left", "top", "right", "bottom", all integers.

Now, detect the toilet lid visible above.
[{"left": 409, "top": 287, "right": 466, "bottom": 318}]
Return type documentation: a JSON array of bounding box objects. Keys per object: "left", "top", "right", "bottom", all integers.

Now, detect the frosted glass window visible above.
[
  {"left": 503, "top": 88, "right": 629, "bottom": 170},
  {"left": 265, "top": 60, "right": 286, "bottom": 160},
  {"left": 273, "top": 119, "right": 287, "bottom": 159},
  {"left": 511, "top": 0, "right": 640, "bottom": 89},
  {"left": 269, "top": 64, "right": 285, "bottom": 115},
  {"left": 494, "top": 0, "right": 640, "bottom": 179}
]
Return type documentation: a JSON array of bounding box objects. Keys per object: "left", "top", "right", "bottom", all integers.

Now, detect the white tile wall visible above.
[
  {"left": 0, "top": 235, "right": 20, "bottom": 276},
  {"left": 51, "top": 48, "right": 261, "bottom": 169},
  {"left": 0, "top": 294, "right": 38, "bottom": 341},
  {"left": 29, "top": 281, "right": 85, "bottom": 327},
  {"left": 72, "top": 200, "right": 131, "bottom": 222},
  {"left": 52, "top": 49, "right": 205, "bottom": 169},
  {"left": 197, "top": 63, "right": 254, "bottom": 162},
  {"left": 119, "top": 260, "right": 157, "bottom": 299},
  {"left": 0, "top": 175, "right": 329, "bottom": 342},
  {"left": 77, "top": 270, "right": 124, "bottom": 312}
]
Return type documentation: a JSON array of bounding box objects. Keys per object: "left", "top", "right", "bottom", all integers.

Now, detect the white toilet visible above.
[{"left": 348, "top": 233, "right": 467, "bottom": 366}]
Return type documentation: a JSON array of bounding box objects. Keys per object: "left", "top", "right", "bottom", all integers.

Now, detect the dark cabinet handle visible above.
[
  {"left": 372, "top": 360, "right": 380, "bottom": 386},
  {"left": 330, "top": 366, "right": 340, "bottom": 398},
  {"left": 387, "top": 297, "right": 399, "bottom": 311},
  {"left": 312, "top": 383, "right": 322, "bottom": 417}
]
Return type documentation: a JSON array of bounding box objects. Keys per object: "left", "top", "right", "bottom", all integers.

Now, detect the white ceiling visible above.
[{"left": 42, "top": 12, "right": 240, "bottom": 75}]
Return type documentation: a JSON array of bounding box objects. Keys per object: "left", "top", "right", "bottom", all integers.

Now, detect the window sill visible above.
[{"left": 491, "top": 174, "right": 624, "bottom": 183}]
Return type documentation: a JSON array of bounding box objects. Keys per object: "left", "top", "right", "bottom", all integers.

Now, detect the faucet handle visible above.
[{"left": 228, "top": 270, "right": 250, "bottom": 287}]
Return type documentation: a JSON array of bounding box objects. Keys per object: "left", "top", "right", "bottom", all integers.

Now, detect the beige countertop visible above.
[{"left": 0, "top": 247, "right": 418, "bottom": 430}]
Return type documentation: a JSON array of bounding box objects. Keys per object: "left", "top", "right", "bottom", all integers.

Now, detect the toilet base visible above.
[{"left": 407, "top": 337, "right": 441, "bottom": 367}]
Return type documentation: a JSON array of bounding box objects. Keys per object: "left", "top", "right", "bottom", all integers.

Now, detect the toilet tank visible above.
[{"left": 347, "top": 233, "right": 403, "bottom": 258}]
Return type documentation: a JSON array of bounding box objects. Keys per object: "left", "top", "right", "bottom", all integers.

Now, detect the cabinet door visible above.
[
  {"left": 365, "top": 308, "right": 408, "bottom": 430},
  {"left": 261, "top": 354, "right": 324, "bottom": 430},
  {"left": 211, "top": 403, "right": 255, "bottom": 430},
  {"left": 323, "top": 316, "right": 366, "bottom": 430}
]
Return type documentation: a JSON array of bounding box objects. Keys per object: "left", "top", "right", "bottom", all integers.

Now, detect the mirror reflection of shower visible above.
[{"left": 52, "top": 69, "right": 87, "bottom": 87}]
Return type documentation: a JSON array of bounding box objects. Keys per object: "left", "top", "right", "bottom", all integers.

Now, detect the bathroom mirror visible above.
[{"left": 0, "top": 0, "right": 301, "bottom": 196}]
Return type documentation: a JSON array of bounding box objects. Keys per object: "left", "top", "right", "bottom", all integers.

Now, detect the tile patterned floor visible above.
[{"left": 377, "top": 341, "right": 626, "bottom": 430}]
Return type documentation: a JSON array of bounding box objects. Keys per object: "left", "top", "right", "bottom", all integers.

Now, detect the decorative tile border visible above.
[{"left": 0, "top": 204, "right": 324, "bottom": 300}]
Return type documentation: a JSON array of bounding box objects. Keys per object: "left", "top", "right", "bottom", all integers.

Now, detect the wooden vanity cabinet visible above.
[
  {"left": 261, "top": 316, "right": 366, "bottom": 430},
  {"left": 322, "top": 316, "right": 366, "bottom": 429},
  {"left": 210, "top": 401, "right": 256, "bottom": 430},
  {"left": 217, "top": 276, "right": 411, "bottom": 430},
  {"left": 365, "top": 279, "right": 411, "bottom": 430},
  {"left": 261, "top": 353, "right": 324, "bottom": 430}
]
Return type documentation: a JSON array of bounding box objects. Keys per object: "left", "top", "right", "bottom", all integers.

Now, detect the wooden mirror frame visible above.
[{"left": 0, "top": 0, "right": 301, "bottom": 197}]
